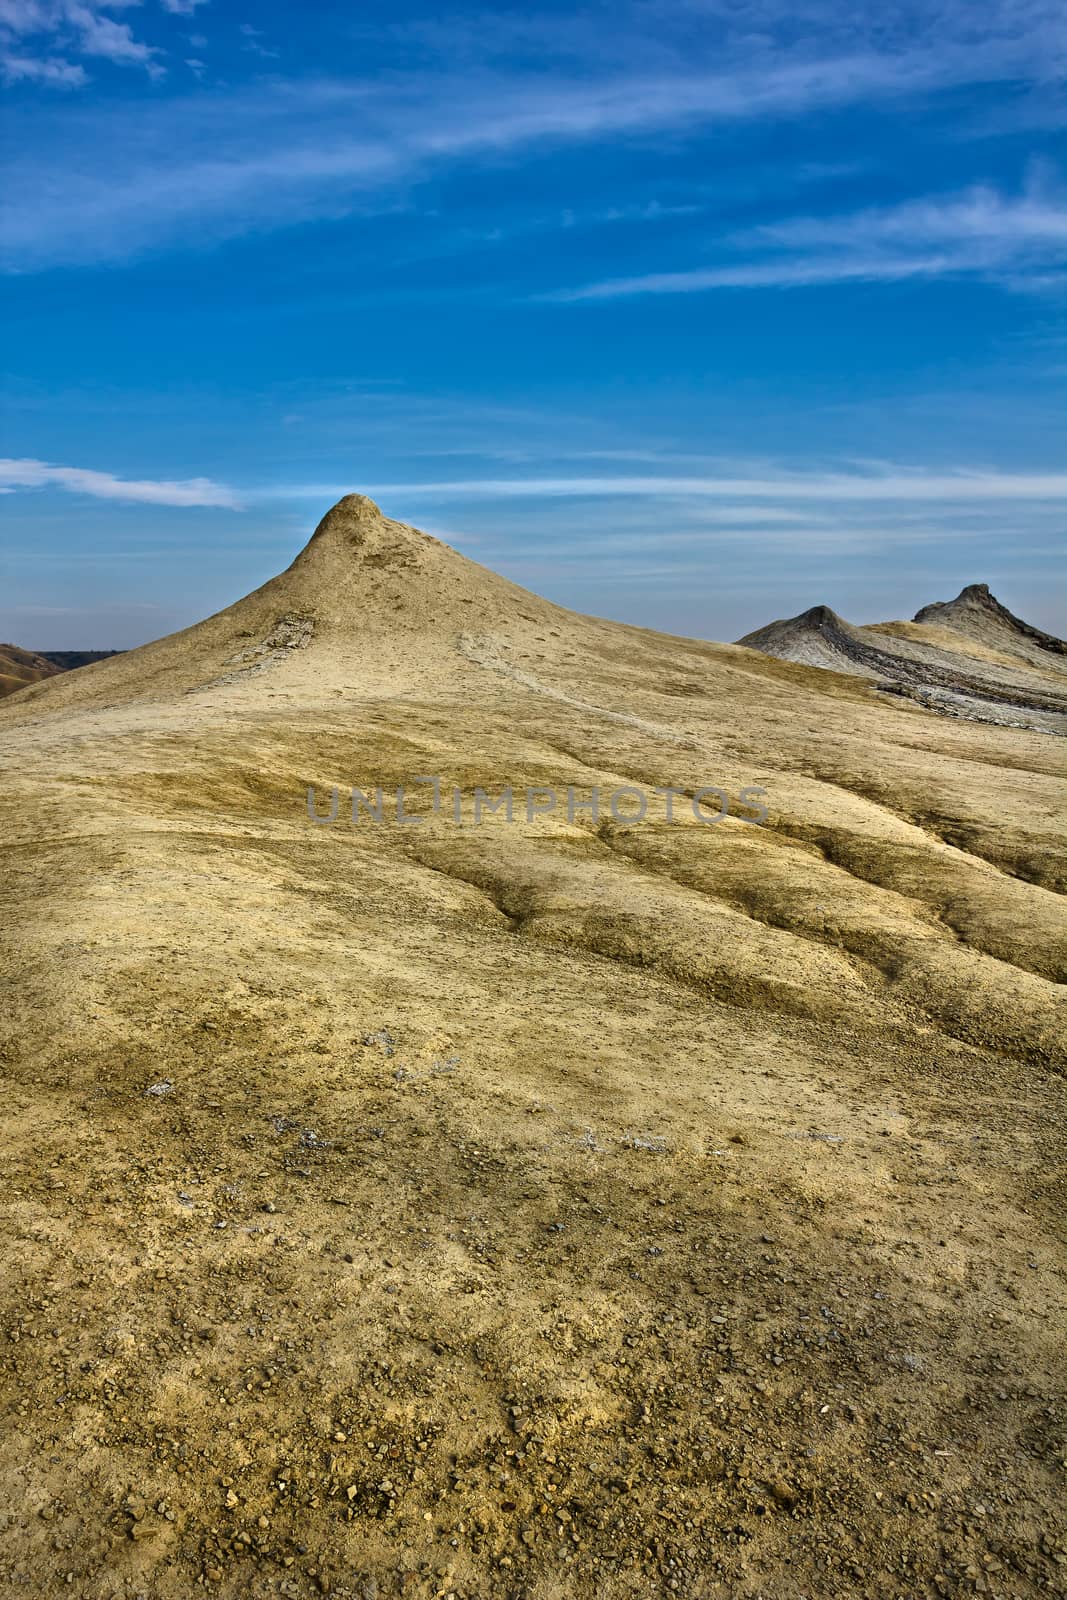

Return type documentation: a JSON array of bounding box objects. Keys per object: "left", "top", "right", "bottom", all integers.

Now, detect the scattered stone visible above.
[
  {"left": 621, "top": 1132, "right": 669, "bottom": 1153},
  {"left": 363, "top": 1028, "right": 396, "bottom": 1058}
]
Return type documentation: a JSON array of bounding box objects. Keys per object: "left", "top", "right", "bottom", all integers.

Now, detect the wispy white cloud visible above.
[
  {"left": 358, "top": 465, "right": 1067, "bottom": 502},
  {"left": 554, "top": 254, "right": 961, "bottom": 296},
  {"left": 0, "top": 0, "right": 131, "bottom": 87},
  {"left": 3, "top": 1, "right": 1065, "bottom": 265},
  {"left": 750, "top": 176, "right": 1067, "bottom": 251},
  {"left": 238, "top": 21, "right": 277, "bottom": 58},
  {"left": 71, "top": 3, "right": 157, "bottom": 67},
  {"left": 0, "top": 457, "right": 242, "bottom": 508},
  {"left": 0, "top": 0, "right": 161, "bottom": 85},
  {"left": 0, "top": 47, "right": 83, "bottom": 81},
  {"left": 552, "top": 174, "right": 1067, "bottom": 299}
]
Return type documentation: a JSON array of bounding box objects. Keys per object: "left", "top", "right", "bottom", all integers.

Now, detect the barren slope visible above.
[
  {"left": 0, "top": 642, "right": 62, "bottom": 699},
  {"left": 737, "top": 588, "right": 1067, "bottom": 734},
  {"left": 0, "top": 648, "right": 123, "bottom": 700},
  {"left": 1, "top": 497, "right": 1065, "bottom": 1600},
  {"left": 913, "top": 583, "right": 1067, "bottom": 668}
]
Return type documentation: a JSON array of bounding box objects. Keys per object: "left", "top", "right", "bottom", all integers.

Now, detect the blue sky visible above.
[{"left": 1, "top": 0, "right": 1065, "bottom": 648}]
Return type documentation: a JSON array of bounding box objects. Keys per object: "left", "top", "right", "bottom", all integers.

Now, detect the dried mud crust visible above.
[
  {"left": 1, "top": 1019, "right": 1065, "bottom": 1600},
  {"left": 203, "top": 615, "right": 317, "bottom": 690},
  {"left": 0, "top": 498, "right": 1065, "bottom": 1599}
]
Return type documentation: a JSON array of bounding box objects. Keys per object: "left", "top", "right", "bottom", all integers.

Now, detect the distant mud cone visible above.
[{"left": 737, "top": 584, "right": 1067, "bottom": 732}]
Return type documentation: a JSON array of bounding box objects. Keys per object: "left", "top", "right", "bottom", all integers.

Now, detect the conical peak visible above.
[
  {"left": 270, "top": 492, "right": 556, "bottom": 643},
  {"left": 287, "top": 493, "right": 450, "bottom": 578},
  {"left": 735, "top": 602, "right": 850, "bottom": 649},
  {"left": 913, "top": 582, "right": 995, "bottom": 622},
  {"left": 334, "top": 493, "right": 381, "bottom": 514},
  {"left": 300, "top": 493, "right": 386, "bottom": 555},
  {"left": 913, "top": 582, "right": 1066, "bottom": 658},
  {"left": 318, "top": 492, "right": 385, "bottom": 528},
  {"left": 796, "top": 604, "right": 845, "bottom": 629}
]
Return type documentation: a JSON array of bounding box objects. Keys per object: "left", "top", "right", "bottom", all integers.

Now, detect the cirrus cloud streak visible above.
[
  {"left": 0, "top": 457, "right": 242, "bottom": 508},
  {"left": 358, "top": 466, "right": 1067, "bottom": 502},
  {"left": 550, "top": 177, "right": 1067, "bottom": 300}
]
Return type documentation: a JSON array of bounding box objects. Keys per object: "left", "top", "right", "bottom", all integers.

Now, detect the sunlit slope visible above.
[
  {"left": 0, "top": 497, "right": 1064, "bottom": 1599},
  {"left": 0, "top": 642, "right": 61, "bottom": 698},
  {"left": 914, "top": 580, "right": 1067, "bottom": 667}
]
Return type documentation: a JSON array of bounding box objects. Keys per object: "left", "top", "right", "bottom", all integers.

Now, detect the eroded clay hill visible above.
[
  {"left": 738, "top": 584, "right": 1067, "bottom": 733},
  {"left": 1, "top": 497, "right": 1064, "bottom": 1600},
  {"left": 913, "top": 582, "right": 1067, "bottom": 666},
  {"left": 4, "top": 495, "right": 571, "bottom": 712}
]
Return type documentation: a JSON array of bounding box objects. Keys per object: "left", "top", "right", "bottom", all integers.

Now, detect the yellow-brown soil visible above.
[
  {"left": 0, "top": 643, "right": 62, "bottom": 699},
  {"left": 1, "top": 498, "right": 1064, "bottom": 1599}
]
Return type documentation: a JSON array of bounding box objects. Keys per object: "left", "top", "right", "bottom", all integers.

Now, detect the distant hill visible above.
[
  {"left": 736, "top": 585, "right": 1066, "bottom": 733},
  {"left": 0, "top": 646, "right": 123, "bottom": 700},
  {"left": 913, "top": 582, "right": 1067, "bottom": 666},
  {"left": 0, "top": 644, "right": 63, "bottom": 699},
  {"left": 39, "top": 649, "right": 124, "bottom": 672}
]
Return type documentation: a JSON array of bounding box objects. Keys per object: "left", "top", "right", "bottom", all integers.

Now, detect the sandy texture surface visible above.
[{"left": 1, "top": 498, "right": 1064, "bottom": 1599}]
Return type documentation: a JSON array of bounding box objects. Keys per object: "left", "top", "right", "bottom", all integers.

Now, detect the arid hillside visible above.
[
  {"left": 913, "top": 583, "right": 1067, "bottom": 666},
  {"left": 1, "top": 497, "right": 1064, "bottom": 1600},
  {"left": 0, "top": 642, "right": 62, "bottom": 698},
  {"left": 0, "top": 646, "right": 122, "bottom": 700},
  {"left": 737, "top": 585, "right": 1067, "bottom": 733}
]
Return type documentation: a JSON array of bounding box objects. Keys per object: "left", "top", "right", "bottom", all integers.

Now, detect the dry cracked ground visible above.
[{"left": 0, "top": 497, "right": 1064, "bottom": 1600}]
